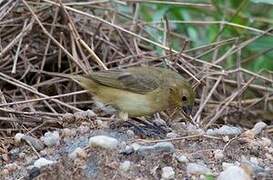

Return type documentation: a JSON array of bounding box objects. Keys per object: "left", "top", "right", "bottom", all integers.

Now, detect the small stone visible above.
[
  {"left": 222, "top": 162, "right": 234, "bottom": 170},
  {"left": 62, "top": 128, "right": 76, "bottom": 138},
  {"left": 250, "top": 157, "right": 259, "bottom": 165},
  {"left": 89, "top": 135, "right": 119, "bottom": 149},
  {"left": 33, "top": 158, "right": 55, "bottom": 168},
  {"left": 166, "top": 132, "right": 178, "bottom": 138},
  {"left": 161, "top": 166, "right": 175, "bottom": 180},
  {"left": 19, "top": 152, "right": 26, "bottom": 159},
  {"left": 15, "top": 133, "right": 44, "bottom": 151},
  {"left": 96, "top": 119, "right": 108, "bottom": 128},
  {"left": 86, "top": 109, "right": 96, "bottom": 118},
  {"left": 119, "top": 161, "right": 131, "bottom": 172},
  {"left": 251, "top": 122, "right": 267, "bottom": 135},
  {"left": 40, "top": 131, "right": 60, "bottom": 147},
  {"left": 121, "top": 145, "right": 134, "bottom": 155},
  {"left": 176, "top": 154, "right": 189, "bottom": 163},
  {"left": 22, "top": 135, "right": 45, "bottom": 151},
  {"left": 214, "top": 150, "right": 224, "bottom": 160},
  {"left": 217, "top": 166, "right": 251, "bottom": 180},
  {"left": 207, "top": 125, "right": 242, "bottom": 136},
  {"left": 131, "top": 143, "right": 141, "bottom": 151},
  {"left": 223, "top": 136, "right": 230, "bottom": 142},
  {"left": 126, "top": 129, "right": 135, "bottom": 137},
  {"left": 137, "top": 142, "right": 175, "bottom": 156},
  {"left": 78, "top": 125, "right": 90, "bottom": 134},
  {"left": 186, "top": 163, "right": 211, "bottom": 175},
  {"left": 69, "top": 147, "right": 87, "bottom": 159},
  {"left": 14, "top": 133, "right": 24, "bottom": 143}
]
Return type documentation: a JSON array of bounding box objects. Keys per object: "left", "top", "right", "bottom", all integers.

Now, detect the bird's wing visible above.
[{"left": 87, "top": 68, "right": 161, "bottom": 94}]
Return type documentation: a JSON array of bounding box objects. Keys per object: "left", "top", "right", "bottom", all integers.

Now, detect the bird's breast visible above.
[{"left": 95, "top": 87, "right": 168, "bottom": 117}]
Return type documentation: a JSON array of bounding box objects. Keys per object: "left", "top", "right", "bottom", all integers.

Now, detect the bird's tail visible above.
[{"left": 70, "top": 75, "right": 98, "bottom": 93}]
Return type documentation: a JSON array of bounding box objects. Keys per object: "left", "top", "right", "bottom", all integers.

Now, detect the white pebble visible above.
[
  {"left": 131, "top": 143, "right": 141, "bottom": 151},
  {"left": 40, "top": 131, "right": 60, "bottom": 147},
  {"left": 251, "top": 122, "right": 267, "bottom": 135},
  {"left": 34, "top": 158, "right": 55, "bottom": 168},
  {"left": 161, "top": 166, "right": 175, "bottom": 180},
  {"left": 222, "top": 162, "right": 234, "bottom": 170},
  {"left": 217, "top": 166, "right": 251, "bottom": 180},
  {"left": 176, "top": 154, "right": 189, "bottom": 163},
  {"left": 186, "top": 163, "right": 211, "bottom": 175},
  {"left": 166, "top": 132, "right": 178, "bottom": 138},
  {"left": 69, "top": 147, "right": 87, "bottom": 159},
  {"left": 207, "top": 125, "right": 242, "bottom": 136},
  {"left": 14, "top": 133, "right": 24, "bottom": 143},
  {"left": 119, "top": 161, "right": 131, "bottom": 172},
  {"left": 214, "top": 150, "right": 224, "bottom": 160},
  {"left": 250, "top": 157, "right": 259, "bottom": 165},
  {"left": 222, "top": 136, "right": 230, "bottom": 142},
  {"left": 86, "top": 109, "right": 96, "bottom": 118},
  {"left": 89, "top": 135, "right": 119, "bottom": 149}
]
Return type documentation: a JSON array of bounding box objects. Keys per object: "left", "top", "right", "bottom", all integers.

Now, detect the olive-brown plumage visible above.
[{"left": 72, "top": 66, "right": 195, "bottom": 118}]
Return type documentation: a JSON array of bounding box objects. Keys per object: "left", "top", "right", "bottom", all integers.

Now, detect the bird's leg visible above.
[
  {"left": 118, "top": 111, "right": 129, "bottom": 121},
  {"left": 109, "top": 111, "right": 128, "bottom": 129}
]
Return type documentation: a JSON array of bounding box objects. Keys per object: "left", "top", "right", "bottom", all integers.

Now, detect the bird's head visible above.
[{"left": 168, "top": 80, "right": 195, "bottom": 115}]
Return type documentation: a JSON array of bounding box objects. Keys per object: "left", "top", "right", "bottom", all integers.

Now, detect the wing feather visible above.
[{"left": 86, "top": 68, "right": 161, "bottom": 94}]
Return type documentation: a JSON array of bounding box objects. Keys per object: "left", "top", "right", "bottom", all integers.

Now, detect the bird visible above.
[{"left": 71, "top": 66, "right": 195, "bottom": 121}]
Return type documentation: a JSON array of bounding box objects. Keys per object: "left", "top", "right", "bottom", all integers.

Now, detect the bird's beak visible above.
[{"left": 182, "top": 106, "right": 192, "bottom": 115}]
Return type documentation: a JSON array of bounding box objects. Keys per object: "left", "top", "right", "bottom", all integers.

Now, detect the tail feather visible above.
[{"left": 70, "top": 75, "right": 98, "bottom": 93}]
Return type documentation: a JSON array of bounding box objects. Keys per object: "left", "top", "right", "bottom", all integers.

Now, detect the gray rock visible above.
[
  {"left": 176, "top": 154, "right": 189, "bottom": 163},
  {"left": 166, "top": 132, "right": 178, "bottom": 138},
  {"left": 214, "top": 150, "right": 224, "bottom": 160},
  {"left": 217, "top": 166, "right": 251, "bottom": 180},
  {"left": 137, "top": 142, "right": 175, "bottom": 155},
  {"left": 33, "top": 158, "right": 55, "bottom": 168},
  {"left": 251, "top": 122, "right": 267, "bottom": 135},
  {"left": 186, "top": 163, "right": 211, "bottom": 175},
  {"left": 68, "top": 147, "right": 87, "bottom": 159},
  {"left": 15, "top": 133, "right": 44, "bottom": 151},
  {"left": 161, "top": 166, "right": 175, "bottom": 180},
  {"left": 40, "top": 131, "right": 60, "bottom": 147},
  {"left": 119, "top": 161, "right": 131, "bottom": 172},
  {"left": 207, "top": 125, "right": 242, "bottom": 136}
]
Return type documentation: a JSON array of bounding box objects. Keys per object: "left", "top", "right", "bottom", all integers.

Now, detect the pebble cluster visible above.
[{"left": 1, "top": 115, "right": 272, "bottom": 179}]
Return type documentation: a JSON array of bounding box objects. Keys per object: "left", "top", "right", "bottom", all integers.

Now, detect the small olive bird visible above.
[{"left": 72, "top": 66, "right": 195, "bottom": 120}]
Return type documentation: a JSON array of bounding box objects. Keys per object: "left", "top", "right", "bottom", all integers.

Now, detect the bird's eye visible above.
[{"left": 182, "top": 96, "right": 187, "bottom": 102}]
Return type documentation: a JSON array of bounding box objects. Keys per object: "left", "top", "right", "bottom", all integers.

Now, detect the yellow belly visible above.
[{"left": 94, "top": 86, "right": 165, "bottom": 117}]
